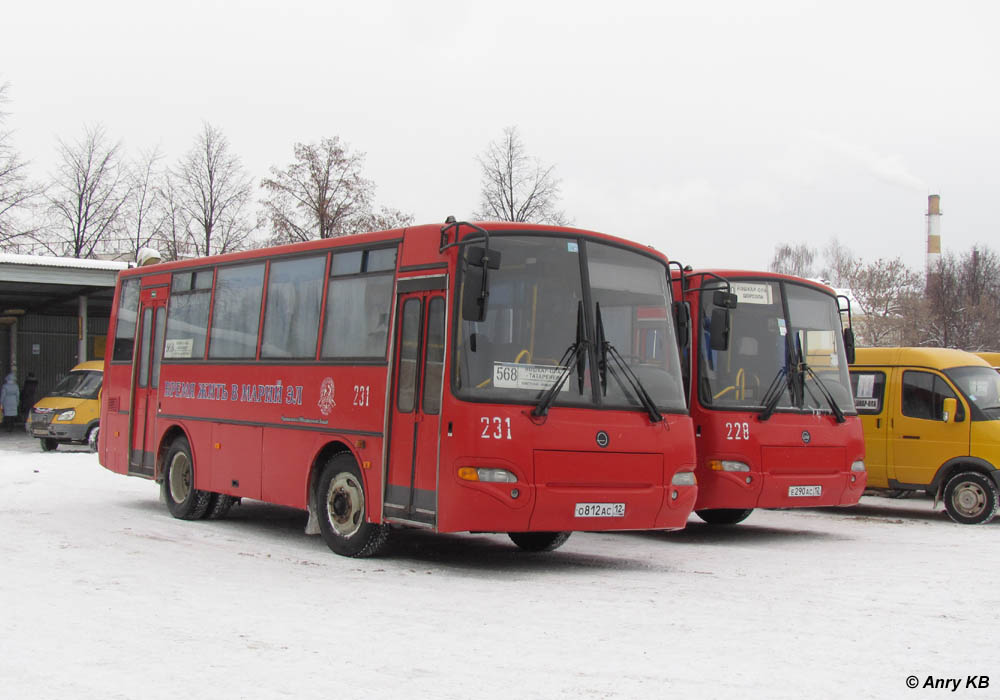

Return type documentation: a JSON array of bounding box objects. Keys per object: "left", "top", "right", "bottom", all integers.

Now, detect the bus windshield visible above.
[
  {"left": 698, "top": 279, "right": 854, "bottom": 414},
  {"left": 453, "top": 234, "right": 685, "bottom": 412},
  {"left": 50, "top": 370, "right": 102, "bottom": 400},
  {"left": 946, "top": 366, "right": 1000, "bottom": 421}
]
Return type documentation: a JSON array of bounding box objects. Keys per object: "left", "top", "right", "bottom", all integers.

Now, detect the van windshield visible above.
[
  {"left": 946, "top": 366, "right": 1000, "bottom": 421},
  {"left": 50, "top": 370, "right": 102, "bottom": 400}
]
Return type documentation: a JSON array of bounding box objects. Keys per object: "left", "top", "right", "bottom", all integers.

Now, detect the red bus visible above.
[
  {"left": 99, "top": 220, "right": 700, "bottom": 557},
  {"left": 672, "top": 270, "right": 866, "bottom": 524}
]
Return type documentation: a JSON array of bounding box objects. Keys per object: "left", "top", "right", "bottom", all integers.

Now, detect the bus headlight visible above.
[
  {"left": 55, "top": 410, "right": 76, "bottom": 422},
  {"left": 458, "top": 467, "right": 517, "bottom": 483},
  {"left": 708, "top": 459, "right": 750, "bottom": 472},
  {"left": 671, "top": 471, "right": 696, "bottom": 486},
  {"left": 851, "top": 461, "right": 866, "bottom": 472}
]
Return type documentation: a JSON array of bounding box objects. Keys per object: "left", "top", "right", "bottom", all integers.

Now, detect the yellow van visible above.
[
  {"left": 27, "top": 361, "right": 103, "bottom": 452},
  {"left": 849, "top": 347, "right": 1000, "bottom": 524},
  {"left": 976, "top": 352, "right": 1000, "bottom": 370}
]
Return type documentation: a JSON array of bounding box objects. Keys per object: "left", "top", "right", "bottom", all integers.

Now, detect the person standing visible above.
[
  {"left": 20, "top": 372, "right": 38, "bottom": 420},
  {"left": 1, "top": 373, "right": 19, "bottom": 433}
]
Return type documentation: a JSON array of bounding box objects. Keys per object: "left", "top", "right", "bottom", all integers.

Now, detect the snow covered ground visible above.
[{"left": 1, "top": 431, "right": 997, "bottom": 700}]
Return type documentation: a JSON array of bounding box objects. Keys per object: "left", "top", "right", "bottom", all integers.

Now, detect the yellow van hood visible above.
[{"left": 33, "top": 396, "right": 91, "bottom": 412}]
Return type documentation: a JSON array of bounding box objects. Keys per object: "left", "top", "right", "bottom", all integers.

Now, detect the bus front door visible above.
[
  {"left": 385, "top": 291, "right": 446, "bottom": 526},
  {"left": 128, "top": 285, "right": 167, "bottom": 477}
]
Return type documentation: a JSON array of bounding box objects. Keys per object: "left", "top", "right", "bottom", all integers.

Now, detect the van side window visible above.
[
  {"left": 901, "top": 370, "right": 962, "bottom": 421},
  {"left": 849, "top": 371, "right": 885, "bottom": 414}
]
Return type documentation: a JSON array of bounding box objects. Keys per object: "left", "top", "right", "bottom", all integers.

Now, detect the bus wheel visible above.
[
  {"left": 943, "top": 471, "right": 999, "bottom": 525},
  {"left": 696, "top": 508, "right": 754, "bottom": 525},
  {"left": 204, "top": 494, "right": 237, "bottom": 520},
  {"left": 316, "top": 453, "right": 389, "bottom": 558},
  {"left": 87, "top": 425, "right": 99, "bottom": 453},
  {"left": 508, "top": 531, "right": 571, "bottom": 552},
  {"left": 163, "top": 437, "right": 212, "bottom": 520},
  {"left": 40, "top": 438, "right": 58, "bottom": 452}
]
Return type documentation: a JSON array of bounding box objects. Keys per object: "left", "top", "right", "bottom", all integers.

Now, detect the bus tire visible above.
[
  {"left": 163, "top": 437, "right": 212, "bottom": 520},
  {"left": 204, "top": 493, "right": 237, "bottom": 520},
  {"left": 508, "top": 531, "right": 571, "bottom": 552},
  {"left": 695, "top": 508, "right": 754, "bottom": 525},
  {"left": 943, "top": 471, "right": 999, "bottom": 525},
  {"left": 316, "top": 453, "right": 389, "bottom": 558},
  {"left": 40, "top": 438, "right": 58, "bottom": 452}
]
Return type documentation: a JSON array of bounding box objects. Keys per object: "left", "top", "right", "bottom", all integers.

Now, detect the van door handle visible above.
[{"left": 901, "top": 435, "right": 920, "bottom": 440}]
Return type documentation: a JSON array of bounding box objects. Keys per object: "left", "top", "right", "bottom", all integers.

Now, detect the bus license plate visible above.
[
  {"left": 788, "top": 485, "right": 822, "bottom": 497},
  {"left": 575, "top": 503, "right": 625, "bottom": 518}
]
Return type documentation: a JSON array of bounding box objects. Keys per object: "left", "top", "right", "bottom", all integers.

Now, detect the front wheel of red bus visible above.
[
  {"left": 163, "top": 437, "right": 213, "bottom": 520},
  {"left": 508, "top": 531, "right": 571, "bottom": 552},
  {"left": 316, "top": 453, "right": 389, "bottom": 558},
  {"left": 695, "top": 508, "right": 754, "bottom": 525}
]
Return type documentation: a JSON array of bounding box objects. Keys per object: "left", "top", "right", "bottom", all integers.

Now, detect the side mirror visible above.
[
  {"left": 713, "top": 290, "right": 738, "bottom": 309},
  {"left": 673, "top": 301, "right": 690, "bottom": 349},
  {"left": 709, "top": 308, "right": 730, "bottom": 351},
  {"left": 843, "top": 327, "right": 856, "bottom": 365},
  {"left": 942, "top": 397, "right": 957, "bottom": 423}
]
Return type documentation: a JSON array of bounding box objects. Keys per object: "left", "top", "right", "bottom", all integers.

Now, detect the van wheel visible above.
[
  {"left": 316, "top": 453, "right": 389, "bottom": 558},
  {"left": 87, "top": 425, "right": 99, "bottom": 453},
  {"left": 696, "top": 508, "right": 754, "bottom": 525},
  {"left": 943, "top": 471, "right": 999, "bottom": 525},
  {"left": 163, "top": 437, "right": 212, "bottom": 520},
  {"left": 508, "top": 531, "right": 571, "bottom": 552},
  {"left": 40, "top": 438, "right": 58, "bottom": 452}
]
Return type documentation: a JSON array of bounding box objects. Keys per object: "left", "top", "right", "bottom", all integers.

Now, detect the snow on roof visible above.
[{"left": 0, "top": 253, "right": 130, "bottom": 271}]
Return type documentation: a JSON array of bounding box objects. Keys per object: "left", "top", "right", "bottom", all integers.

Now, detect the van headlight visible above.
[{"left": 55, "top": 410, "right": 76, "bottom": 421}]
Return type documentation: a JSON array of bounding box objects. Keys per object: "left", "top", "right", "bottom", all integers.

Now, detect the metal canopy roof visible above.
[{"left": 0, "top": 254, "right": 128, "bottom": 317}]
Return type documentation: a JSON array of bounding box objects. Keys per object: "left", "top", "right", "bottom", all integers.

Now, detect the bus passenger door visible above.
[
  {"left": 385, "top": 290, "right": 446, "bottom": 526},
  {"left": 129, "top": 286, "right": 167, "bottom": 477}
]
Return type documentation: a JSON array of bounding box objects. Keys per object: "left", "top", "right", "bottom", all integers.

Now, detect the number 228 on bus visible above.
[{"left": 99, "top": 219, "right": 699, "bottom": 557}]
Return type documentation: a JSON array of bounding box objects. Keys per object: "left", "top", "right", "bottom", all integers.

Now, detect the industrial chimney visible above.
[{"left": 926, "top": 194, "right": 941, "bottom": 275}]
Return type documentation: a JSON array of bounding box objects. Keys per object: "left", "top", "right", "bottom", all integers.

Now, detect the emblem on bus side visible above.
[
  {"left": 801, "top": 430, "right": 811, "bottom": 444},
  {"left": 596, "top": 431, "right": 609, "bottom": 448},
  {"left": 318, "top": 377, "right": 336, "bottom": 416}
]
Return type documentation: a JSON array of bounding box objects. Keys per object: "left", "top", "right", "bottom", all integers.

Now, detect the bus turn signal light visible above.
[
  {"left": 708, "top": 459, "right": 750, "bottom": 472},
  {"left": 458, "top": 467, "right": 517, "bottom": 483}
]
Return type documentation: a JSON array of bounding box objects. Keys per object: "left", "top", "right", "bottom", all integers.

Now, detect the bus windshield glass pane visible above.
[
  {"left": 785, "top": 283, "right": 854, "bottom": 413},
  {"left": 588, "top": 242, "right": 685, "bottom": 412},
  {"left": 112, "top": 279, "right": 140, "bottom": 361},
  {"left": 699, "top": 280, "right": 792, "bottom": 410}
]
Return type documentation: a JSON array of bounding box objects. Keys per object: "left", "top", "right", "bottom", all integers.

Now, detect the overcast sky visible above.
[{"left": 3, "top": 0, "right": 997, "bottom": 272}]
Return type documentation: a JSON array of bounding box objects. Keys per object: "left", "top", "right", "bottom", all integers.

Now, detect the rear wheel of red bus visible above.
[
  {"left": 163, "top": 437, "right": 213, "bottom": 520},
  {"left": 695, "top": 508, "right": 754, "bottom": 525},
  {"left": 508, "top": 531, "right": 571, "bottom": 552},
  {"left": 316, "top": 453, "right": 389, "bottom": 558}
]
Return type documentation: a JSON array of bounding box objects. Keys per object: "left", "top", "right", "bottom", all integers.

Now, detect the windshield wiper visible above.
[
  {"left": 758, "top": 367, "right": 789, "bottom": 422},
  {"left": 532, "top": 302, "right": 587, "bottom": 418},
  {"left": 801, "top": 364, "right": 846, "bottom": 423},
  {"left": 596, "top": 303, "right": 663, "bottom": 423}
]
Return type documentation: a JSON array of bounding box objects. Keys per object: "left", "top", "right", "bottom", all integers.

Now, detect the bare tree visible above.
[
  {"left": 769, "top": 242, "right": 816, "bottom": 278},
  {"left": 45, "top": 123, "right": 131, "bottom": 258},
  {"left": 819, "top": 237, "right": 855, "bottom": 287},
  {"left": 173, "top": 122, "right": 255, "bottom": 257},
  {"left": 0, "top": 82, "right": 45, "bottom": 250},
  {"left": 474, "top": 126, "right": 568, "bottom": 225},
  {"left": 846, "top": 257, "right": 922, "bottom": 346},
  {"left": 917, "top": 247, "right": 1000, "bottom": 350},
  {"left": 116, "top": 146, "right": 167, "bottom": 261}
]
